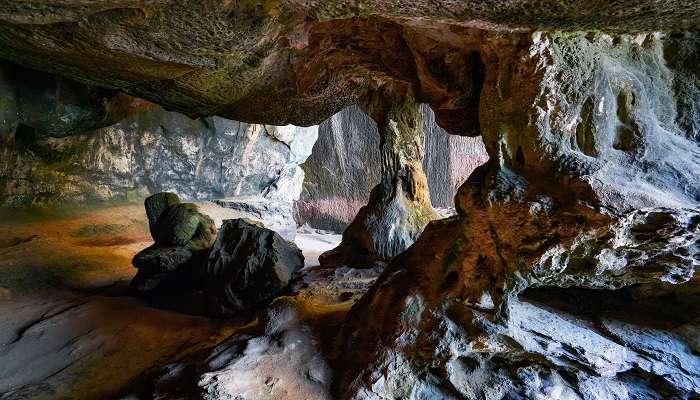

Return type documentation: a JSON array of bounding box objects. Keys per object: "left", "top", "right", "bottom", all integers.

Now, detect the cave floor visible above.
[{"left": 0, "top": 203, "right": 363, "bottom": 400}]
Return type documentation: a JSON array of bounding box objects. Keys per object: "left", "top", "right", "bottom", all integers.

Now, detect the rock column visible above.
[{"left": 320, "top": 87, "right": 436, "bottom": 267}]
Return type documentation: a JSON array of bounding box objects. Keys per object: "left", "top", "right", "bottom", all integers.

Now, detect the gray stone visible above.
[{"left": 205, "top": 219, "right": 304, "bottom": 315}]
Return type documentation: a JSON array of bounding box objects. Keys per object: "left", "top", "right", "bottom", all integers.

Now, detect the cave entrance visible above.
[{"left": 294, "top": 105, "right": 489, "bottom": 234}]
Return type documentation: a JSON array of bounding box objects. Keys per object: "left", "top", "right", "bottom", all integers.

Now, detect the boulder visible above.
[
  {"left": 131, "top": 245, "right": 209, "bottom": 292},
  {"left": 144, "top": 192, "right": 181, "bottom": 236},
  {"left": 205, "top": 219, "right": 304, "bottom": 315},
  {"left": 144, "top": 192, "right": 217, "bottom": 251},
  {"left": 153, "top": 203, "right": 217, "bottom": 251}
]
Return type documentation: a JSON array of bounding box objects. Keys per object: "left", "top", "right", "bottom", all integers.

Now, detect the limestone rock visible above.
[
  {"left": 215, "top": 197, "right": 297, "bottom": 241},
  {"left": 152, "top": 299, "right": 332, "bottom": 400},
  {"left": 295, "top": 105, "right": 488, "bottom": 232},
  {"left": 0, "top": 60, "right": 150, "bottom": 138},
  {"left": 0, "top": 64, "right": 319, "bottom": 208},
  {"left": 145, "top": 192, "right": 181, "bottom": 236},
  {"left": 319, "top": 88, "right": 437, "bottom": 267},
  {"left": 332, "top": 32, "right": 700, "bottom": 399},
  {"left": 204, "top": 219, "right": 304, "bottom": 315},
  {"left": 153, "top": 203, "right": 217, "bottom": 251},
  {"left": 143, "top": 193, "right": 216, "bottom": 251},
  {"left": 0, "top": 2, "right": 698, "bottom": 128}
]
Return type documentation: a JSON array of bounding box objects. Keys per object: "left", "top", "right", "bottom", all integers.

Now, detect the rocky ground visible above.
[{"left": 0, "top": 202, "right": 376, "bottom": 400}]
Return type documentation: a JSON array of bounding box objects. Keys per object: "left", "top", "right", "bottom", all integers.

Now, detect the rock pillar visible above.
[{"left": 320, "top": 87, "right": 436, "bottom": 267}]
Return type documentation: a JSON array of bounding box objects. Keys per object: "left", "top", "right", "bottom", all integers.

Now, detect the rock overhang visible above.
[{"left": 0, "top": 1, "right": 698, "bottom": 128}]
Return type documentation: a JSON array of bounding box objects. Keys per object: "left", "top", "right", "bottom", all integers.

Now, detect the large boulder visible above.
[
  {"left": 205, "top": 219, "right": 304, "bottom": 315},
  {"left": 144, "top": 192, "right": 217, "bottom": 251}
]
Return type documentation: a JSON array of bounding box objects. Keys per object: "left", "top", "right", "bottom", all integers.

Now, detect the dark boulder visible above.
[
  {"left": 131, "top": 245, "right": 208, "bottom": 292},
  {"left": 205, "top": 219, "right": 304, "bottom": 315}
]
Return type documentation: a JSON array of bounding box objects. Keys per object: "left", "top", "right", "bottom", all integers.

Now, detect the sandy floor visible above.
[{"left": 0, "top": 202, "right": 362, "bottom": 400}]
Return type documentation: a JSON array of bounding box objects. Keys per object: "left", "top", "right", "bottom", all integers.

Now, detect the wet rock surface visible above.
[{"left": 204, "top": 219, "right": 304, "bottom": 316}]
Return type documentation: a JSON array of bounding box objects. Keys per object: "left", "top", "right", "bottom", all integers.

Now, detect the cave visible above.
[{"left": 0, "top": 2, "right": 699, "bottom": 399}]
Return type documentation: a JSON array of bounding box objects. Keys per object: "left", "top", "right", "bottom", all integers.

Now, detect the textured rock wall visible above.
[
  {"left": 296, "top": 105, "right": 488, "bottom": 232},
  {"left": 0, "top": 109, "right": 317, "bottom": 206},
  {"left": 335, "top": 31, "right": 700, "bottom": 399},
  {"left": 0, "top": 1, "right": 697, "bottom": 129},
  {"left": 421, "top": 104, "right": 489, "bottom": 208},
  {"left": 0, "top": 3, "right": 699, "bottom": 398},
  {"left": 320, "top": 87, "right": 437, "bottom": 266},
  {"left": 0, "top": 64, "right": 318, "bottom": 207}
]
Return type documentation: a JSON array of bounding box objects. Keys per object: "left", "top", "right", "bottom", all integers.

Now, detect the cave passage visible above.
[{"left": 0, "top": 3, "right": 699, "bottom": 400}]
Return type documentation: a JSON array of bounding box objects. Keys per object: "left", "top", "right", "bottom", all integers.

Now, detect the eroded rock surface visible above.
[
  {"left": 320, "top": 89, "right": 437, "bottom": 267},
  {"left": 144, "top": 193, "right": 217, "bottom": 251},
  {"left": 333, "top": 32, "right": 700, "bottom": 399},
  {"left": 0, "top": 1, "right": 698, "bottom": 128},
  {"left": 296, "top": 105, "right": 488, "bottom": 232},
  {"left": 0, "top": 65, "right": 319, "bottom": 208},
  {"left": 131, "top": 245, "right": 208, "bottom": 292},
  {"left": 153, "top": 299, "right": 332, "bottom": 400},
  {"left": 205, "top": 219, "right": 304, "bottom": 316},
  {"left": 0, "top": 3, "right": 699, "bottom": 400}
]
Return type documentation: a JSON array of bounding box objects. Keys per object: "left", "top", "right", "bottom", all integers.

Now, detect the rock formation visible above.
[
  {"left": 133, "top": 193, "right": 304, "bottom": 317},
  {"left": 132, "top": 192, "right": 215, "bottom": 292},
  {"left": 296, "top": 105, "right": 488, "bottom": 232},
  {"left": 334, "top": 32, "right": 700, "bottom": 399},
  {"left": 0, "top": 63, "right": 318, "bottom": 208},
  {"left": 153, "top": 298, "right": 333, "bottom": 400},
  {"left": 320, "top": 88, "right": 437, "bottom": 267},
  {"left": 205, "top": 219, "right": 304, "bottom": 315},
  {"left": 0, "top": 2, "right": 699, "bottom": 400},
  {"left": 0, "top": 1, "right": 697, "bottom": 126},
  {"left": 145, "top": 193, "right": 217, "bottom": 251}
]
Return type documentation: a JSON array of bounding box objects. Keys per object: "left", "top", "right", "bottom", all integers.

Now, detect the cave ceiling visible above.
[{"left": 0, "top": 1, "right": 698, "bottom": 131}]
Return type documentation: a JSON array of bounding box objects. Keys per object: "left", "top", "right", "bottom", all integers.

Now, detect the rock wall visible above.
[
  {"left": 0, "top": 1, "right": 696, "bottom": 129},
  {"left": 295, "top": 105, "right": 488, "bottom": 232},
  {"left": 0, "top": 63, "right": 318, "bottom": 207},
  {"left": 0, "top": 109, "right": 317, "bottom": 206},
  {"left": 335, "top": 32, "right": 700, "bottom": 399},
  {"left": 0, "top": 3, "right": 699, "bottom": 398}
]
